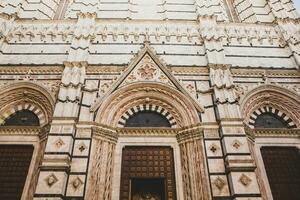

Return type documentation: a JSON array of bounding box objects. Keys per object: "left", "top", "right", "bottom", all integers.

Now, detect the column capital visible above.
[
  {"left": 92, "top": 125, "right": 118, "bottom": 144},
  {"left": 177, "top": 125, "right": 203, "bottom": 144}
]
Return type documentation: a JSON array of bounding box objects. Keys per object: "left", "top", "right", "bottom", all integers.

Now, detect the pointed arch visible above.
[
  {"left": 0, "top": 82, "right": 55, "bottom": 126},
  {"left": 240, "top": 84, "right": 300, "bottom": 128},
  {"left": 95, "top": 82, "right": 200, "bottom": 128},
  {"left": 91, "top": 43, "right": 204, "bottom": 113}
]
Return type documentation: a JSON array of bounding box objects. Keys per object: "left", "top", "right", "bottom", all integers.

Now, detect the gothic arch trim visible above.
[
  {"left": 241, "top": 84, "right": 300, "bottom": 128},
  {"left": 0, "top": 82, "right": 55, "bottom": 126},
  {"left": 95, "top": 82, "right": 200, "bottom": 128},
  {"left": 248, "top": 106, "right": 296, "bottom": 128},
  {"left": 0, "top": 104, "right": 45, "bottom": 126},
  {"left": 118, "top": 103, "right": 177, "bottom": 128}
]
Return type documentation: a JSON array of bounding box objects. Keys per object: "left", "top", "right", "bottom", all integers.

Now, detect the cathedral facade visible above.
[{"left": 0, "top": 0, "right": 299, "bottom": 200}]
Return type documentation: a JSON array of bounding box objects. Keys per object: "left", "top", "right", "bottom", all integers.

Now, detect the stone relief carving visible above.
[
  {"left": 45, "top": 174, "right": 58, "bottom": 188},
  {"left": 209, "top": 143, "right": 220, "bottom": 154},
  {"left": 71, "top": 177, "right": 83, "bottom": 190},
  {"left": 122, "top": 54, "right": 174, "bottom": 87},
  {"left": 213, "top": 176, "right": 226, "bottom": 190},
  {"left": 77, "top": 142, "right": 87, "bottom": 153},
  {"left": 54, "top": 138, "right": 65, "bottom": 149},
  {"left": 232, "top": 139, "right": 242, "bottom": 150},
  {"left": 239, "top": 174, "right": 252, "bottom": 187}
]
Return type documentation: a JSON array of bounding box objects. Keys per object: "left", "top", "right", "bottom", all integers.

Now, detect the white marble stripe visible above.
[
  {"left": 127, "top": 109, "right": 134, "bottom": 116},
  {"left": 151, "top": 105, "right": 156, "bottom": 111},
  {"left": 250, "top": 114, "right": 257, "bottom": 119},
  {"left": 122, "top": 113, "right": 130, "bottom": 119}
]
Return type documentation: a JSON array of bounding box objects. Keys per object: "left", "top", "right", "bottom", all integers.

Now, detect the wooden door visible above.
[
  {"left": 261, "top": 147, "right": 300, "bottom": 200},
  {"left": 0, "top": 145, "right": 34, "bottom": 200},
  {"left": 120, "top": 146, "right": 177, "bottom": 200}
]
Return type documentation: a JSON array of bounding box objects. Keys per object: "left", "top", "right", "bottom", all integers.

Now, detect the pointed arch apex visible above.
[{"left": 91, "top": 44, "right": 204, "bottom": 113}]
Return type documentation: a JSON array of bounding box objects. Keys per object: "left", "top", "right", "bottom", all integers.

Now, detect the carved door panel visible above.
[
  {"left": 0, "top": 145, "right": 34, "bottom": 200},
  {"left": 120, "top": 146, "right": 177, "bottom": 200},
  {"left": 261, "top": 147, "right": 300, "bottom": 200}
]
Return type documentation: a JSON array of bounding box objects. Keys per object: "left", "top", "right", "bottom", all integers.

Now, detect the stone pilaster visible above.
[
  {"left": 177, "top": 126, "right": 210, "bottom": 200},
  {"left": 199, "top": 15, "right": 262, "bottom": 199},
  {"left": 202, "top": 123, "right": 231, "bottom": 199},
  {"left": 34, "top": 12, "right": 96, "bottom": 199},
  {"left": 85, "top": 126, "right": 118, "bottom": 200},
  {"left": 209, "top": 65, "right": 262, "bottom": 199},
  {"left": 198, "top": 15, "right": 232, "bottom": 200},
  {"left": 34, "top": 119, "right": 76, "bottom": 200}
]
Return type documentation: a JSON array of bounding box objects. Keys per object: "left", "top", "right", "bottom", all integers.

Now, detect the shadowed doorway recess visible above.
[{"left": 120, "top": 146, "right": 177, "bottom": 200}]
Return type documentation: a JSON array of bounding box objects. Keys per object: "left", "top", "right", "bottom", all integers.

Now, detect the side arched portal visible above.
[
  {"left": 241, "top": 85, "right": 300, "bottom": 200},
  {"left": 0, "top": 82, "right": 55, "bottom": 126},
  {"left": 0, "top": 82, "right": 54, "bottom": 200},
  {"left": 241, "top": 85, "right": 300, "bottom": 129}
]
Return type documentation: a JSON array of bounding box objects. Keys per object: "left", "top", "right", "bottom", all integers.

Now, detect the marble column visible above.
[
  {"left": 177, "top": 126, "right": 210, "bottom": 200},
  {"left": 85, "top": 126, "right": 118, "bottom": 200}
]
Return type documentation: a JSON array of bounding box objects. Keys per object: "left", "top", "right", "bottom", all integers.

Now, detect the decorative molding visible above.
[
  {"left": 0, "top": 126, "right": 41, "bottom": 136},
  {"left": 86, "top": 65, "right": 124, "bottom": 74},
  {"left": 0, "top": 66, "right": 64, "bottom": 75},
  {"left": 231, "top": 68, "right": 300, "bottom": 77},
  {"left": 245, "top": 126, "right": 300, "bottom": 141},
  {"left": 117, "top": 128, "right": 178, "bottom": 137}
]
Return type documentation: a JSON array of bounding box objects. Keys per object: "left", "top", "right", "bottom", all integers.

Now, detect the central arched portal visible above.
[
  {"left": 92, "top": 82, "right": 206, "bottom": 200},
  {"left": 120, "top": 112, "right": 176, "bottom": 200}
]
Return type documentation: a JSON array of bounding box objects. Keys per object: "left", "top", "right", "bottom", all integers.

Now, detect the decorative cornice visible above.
[
  {"left": 86, "top": 65, "right": 125, "bottom": 74},
  {"left": 245, "top": 127, "right": 300, "bottom": 141},
  {"left": 0, "top": 66, "right": 64, "bottom": 75},
  {"left": 63, "top": 61, "right": 88, "bottom": 68},
  {"left": 231, "top": 68, "right": 300, "bottom": 77},
  {"left": 171, "top": 67, "right": 209, "bottom": 75},
  {"left": 117, "top": 128, "right": 178, "bottom": 137},
  {"left": 0, "top": 126, "right": 41, "bottom": 136}
]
